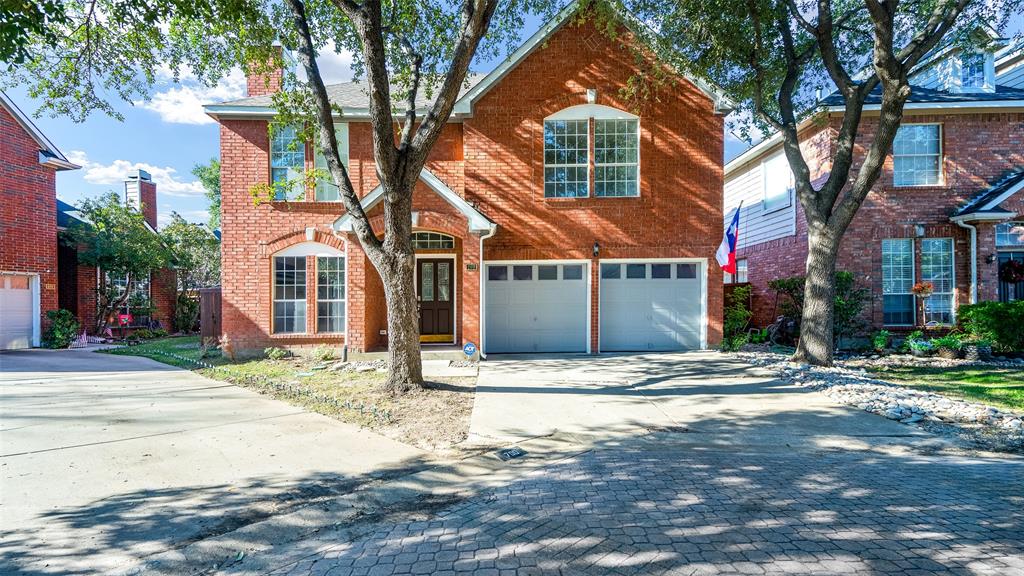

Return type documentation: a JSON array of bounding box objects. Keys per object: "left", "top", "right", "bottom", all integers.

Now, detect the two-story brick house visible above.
[
  {"left": 724, "top": 38, "right": 1024, "bottom": 332},
  {"left": 205, "top": 4, "right": 731, "bottom": 357}
]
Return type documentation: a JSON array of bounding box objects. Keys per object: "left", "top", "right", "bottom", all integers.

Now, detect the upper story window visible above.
[
  {"left": 543, "top": 104, "right": 640, "bottom": 198},
  {"left": 313, "top": 123, "right": 350, "bottom": 201},
  {"left": 996, "top": 222, "right": 1024, "bottom": 247},
  {"left": 762, "top": 151, "right": 794, "bottom": 213},
  {"left": 960, "top": 51, "right": 986, "bottom": 89},
  {"left": 893, "top": 124, "right": 941, "bottom": 187},
  {"left": 270, "top": 125, "right": 304, "bottom": 200}
]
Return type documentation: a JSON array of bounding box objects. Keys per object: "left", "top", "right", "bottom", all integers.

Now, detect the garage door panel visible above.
[
  {"left": 600, "top": 262, "right": 703, "bottom": 352},
  {"left": 1, "top": 275, "right": 35, "bottom": 350},
  {"left": 485, "top": 264, "right": 588, "bottom": 354}
]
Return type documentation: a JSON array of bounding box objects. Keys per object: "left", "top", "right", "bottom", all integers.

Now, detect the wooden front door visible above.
[{"left": 417, "top": 258, "right": 454, "bottom": 342}]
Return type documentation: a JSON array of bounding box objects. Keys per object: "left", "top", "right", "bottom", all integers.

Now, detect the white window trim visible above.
[
  {"left": 881, "top": 238, "right": 915, "bottom": 327},
  {"left": 760, "top": 151, "right": 794, "bottom": 214},
  {"left": 920, "top": 237, "right": 956, "bottom": 326},
  {"left": 893, "top": 123, "right": 943, "bottom": 188},
  {"left": 543, "top": 104, "right": 642, "bottom": 199},
  {"left": 276, "top": 241, "right": 344, "bottom": 258},
  {"left": 543, "top": 118, "right": 590, "bottom": 198},
  {"left": 315, "top": 255, "right": 346, "bottom": 334},
  {"left": 272, "top": 255, "right": 308, "bottom": 335},
  {"left": 593, "top": 118, "right": 641, "bottom": 198}
]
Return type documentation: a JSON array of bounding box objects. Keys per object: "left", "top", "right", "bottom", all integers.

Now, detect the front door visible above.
[{"left": 417, "top": 258, "right": 454, "bottom": 342}]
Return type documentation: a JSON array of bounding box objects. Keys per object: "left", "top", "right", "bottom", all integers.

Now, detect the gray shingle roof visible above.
[
  {"left": 956, "top": 168, "right": 1024, "bottom": 216},
  {"left": 214, "top": 73, "right": 487, "bottom": 109},
  {"left": 821, "top": 85, "right": 1024, "bottom": 107}
]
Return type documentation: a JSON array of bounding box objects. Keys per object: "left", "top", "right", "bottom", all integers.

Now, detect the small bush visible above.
[
  {"left": 313, "top": 344, "right": 337, "bottom": 361},
  {"left": 721, "top": 285, "right": 753, "bottom": 351},
  {"left": 957, "top": 301, "right": 1024, "bottom": 352},
  {"left": 264, "top": 346, "right": 289, "bottom": 360},
  {"left": 930, "top": 334, "right": 963, "bottom": 351},
  {"left": 43, "top": 309, "right": 80, "bottom": 349},
  {"left": 133, "top": 328, "right": 154, "bottom": 340},
  {"left": 871, "top": 329, "right": 891, "bottom": 351}
]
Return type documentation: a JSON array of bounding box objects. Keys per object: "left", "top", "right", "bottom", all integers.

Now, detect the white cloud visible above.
[
  {"left": 67, "top": 150, "right": 206, "bottom": 197},
  {"left": 158, "top": 208, "right": 211, "bottom": 228},
  {"left": 137, "top": 69, "right": 247, "bottom": 125}
]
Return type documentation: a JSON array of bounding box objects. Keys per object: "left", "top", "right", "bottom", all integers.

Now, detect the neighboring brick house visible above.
[
  {"left": 56, "top": 170, "right": 177, "bottom": 335},
  {"left": 724, "top": 38, "right": 1024, "bottom": 332},
  {"left": 1, "top": 91, "right": 78, "bottom": 350},
  {"left": 205, "top": 3, "right": 732, "bottom": 356}
]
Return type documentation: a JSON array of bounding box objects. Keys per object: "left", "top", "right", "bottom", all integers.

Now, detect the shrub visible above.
[
  {"left": 132, "top": 328, "right": 154, "bottom": 340},
  {"left": 957, "top": 301, "right": 1024, "bottom": 352},
  {"left": 767, "top": 271, "right": 870, "bottom": 350},
  {"left": 313, "top": 344, "right": 336, "bottom": 361},
  {"left": 721, "top": 285, "right": 752, "bottom": 351},
  {"left": 174, "top": 295, "right": 200, "bottom": 333},
  {"left": 264, "top": 346, "right": 289, "bottom": 360},
  {"left": 930, "top": 334, "right": 963, "bottom": 351},
  {"left": 43, "top": 309, "right": 80, "bottom": 349},
  {"left": 872, "top": 329, "right": 891, "bottom": 351}
]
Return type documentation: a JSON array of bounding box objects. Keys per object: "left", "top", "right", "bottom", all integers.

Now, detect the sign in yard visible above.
[{"left": 463, "top": 341, "right": 477, "bottom": 357}]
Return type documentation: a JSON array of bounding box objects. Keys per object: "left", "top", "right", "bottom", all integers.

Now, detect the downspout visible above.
[
  {"left": 478, "top": 224, "right": 497, "bottom": 360},
  {"left": 954, "top": 219, "right": 978, "bottom": 304}
]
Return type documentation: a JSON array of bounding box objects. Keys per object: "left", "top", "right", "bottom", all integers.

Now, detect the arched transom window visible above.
[
  {"left": 543, "top": 104, "right": 640, "bottom": 198},
  {"left": 411, "top": 232, "right": 455, "bottom": 250}
]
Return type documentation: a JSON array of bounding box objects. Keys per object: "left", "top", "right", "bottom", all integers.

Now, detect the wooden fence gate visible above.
[{"left": 199, "top": 287, "right": 222, "bottom": 342}]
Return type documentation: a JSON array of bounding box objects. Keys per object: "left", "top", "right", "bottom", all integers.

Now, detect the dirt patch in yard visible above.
[{"left": 105, "top": 337, "right": 476, "bottom": 452}]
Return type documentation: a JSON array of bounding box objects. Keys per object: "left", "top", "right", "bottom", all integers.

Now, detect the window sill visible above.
[{"left": 270, "top": 332, "right": 345, "bottom": 340}]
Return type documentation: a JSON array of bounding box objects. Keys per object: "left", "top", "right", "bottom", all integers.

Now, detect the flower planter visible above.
[
  {"left": 911, "top": 348, "right": 930, "bottom": 358},
  {"left": 936, "top": 346, "right": 961, "bottom": 360},
  {"left": 963, "top": 344, "right": 992, "bottom": 362}
]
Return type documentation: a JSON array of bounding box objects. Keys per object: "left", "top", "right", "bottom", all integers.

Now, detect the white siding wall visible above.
[
  {"left": 723, "top": 150, "right": 797, "bottom": 250},
  {"left": 997, "top": 58, "right": 1024, "bottom": 88}
]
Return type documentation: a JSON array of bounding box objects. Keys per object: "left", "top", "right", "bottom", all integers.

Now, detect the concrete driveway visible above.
[
  {"left": 0, "top": 350, "right": 425, "bottom": 575},
  {"left": 471, "top": 352, "right": 930, "bottom": 450}
]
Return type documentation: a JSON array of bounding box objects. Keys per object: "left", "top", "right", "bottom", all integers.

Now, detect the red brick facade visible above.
[
  {"left": 734, "top": 111, "right": 1024, "bottom": 330},
  {"left": 216, "top": 18, "right": 725, "bottom": 354}
]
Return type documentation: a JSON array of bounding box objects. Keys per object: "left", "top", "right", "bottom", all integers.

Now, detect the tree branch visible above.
[{"left": 396, "top": 32, "right": 423, "bottom": 152}]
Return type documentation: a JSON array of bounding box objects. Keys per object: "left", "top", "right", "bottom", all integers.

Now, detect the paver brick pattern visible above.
[{"left": 268, "top": 446, "right": 1024, "bottom": 575}]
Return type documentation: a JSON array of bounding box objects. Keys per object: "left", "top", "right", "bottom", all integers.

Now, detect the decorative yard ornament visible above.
[{"left": 1000, "top": 260, "right": 1024, "bottom": 284}]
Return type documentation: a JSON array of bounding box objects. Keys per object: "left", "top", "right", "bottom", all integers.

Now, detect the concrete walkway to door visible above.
[{"left": 470, "top": 352, "right": 936, "bottom": 451}]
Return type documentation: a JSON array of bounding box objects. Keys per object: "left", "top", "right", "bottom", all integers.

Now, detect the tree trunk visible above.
[
  {"left": 793, "top": 229, "right": 840, "bottom": 366},
  {"left": 380, "top": 252, "right": 424, "bottom": 393}
]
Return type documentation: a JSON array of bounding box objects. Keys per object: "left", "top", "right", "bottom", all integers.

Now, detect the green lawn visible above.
[
  {"left": 867, "top": 364, "right": 1024, "bottom": 412},
  {"left": 104, "top": 336, "right": 476, "bottom": 450}
]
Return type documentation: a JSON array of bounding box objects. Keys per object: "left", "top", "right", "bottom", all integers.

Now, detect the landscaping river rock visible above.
[{"left": 732, "top": 351, "right": 1024, "bottom": 452}]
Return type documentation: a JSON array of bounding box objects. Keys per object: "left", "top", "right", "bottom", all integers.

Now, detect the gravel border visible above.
[{"left": 730, "top": 351, "right": 1024, "bottom": 453}]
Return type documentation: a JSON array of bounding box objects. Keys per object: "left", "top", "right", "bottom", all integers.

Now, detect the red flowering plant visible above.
[
  {"left": 911, "top": 281, "right": 934, "bottom": 297},
  {"left": 1000, "top": 260, "right": 1024, "bottom": 284}
]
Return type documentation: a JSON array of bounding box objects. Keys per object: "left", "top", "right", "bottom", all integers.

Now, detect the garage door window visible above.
[
  {"left": 538, "top": 265, "right": 558, "bottom": 280},
  {"left": 563, "top": 265, "right": 584, "bottom": 280},
  {"left": 677, "top": 263, "right": 697, "bottom": 279},
  {"left": 601, "top": 264, "right": 620, "bottom": 279},
  {"left": 626, "top": 264, "right": 646, "bottom": 279},
  {"left": 651, "top": 264, "right": 671, "bottom": 279},
  {"left": 7, "top": 275, "right": 29, "bottom": 289},
  {"left": 487, "top": 266, "right": 508, "bottom": 281},
  {"left": 513, "top": 266, "right": 533, "bottom": 281}
]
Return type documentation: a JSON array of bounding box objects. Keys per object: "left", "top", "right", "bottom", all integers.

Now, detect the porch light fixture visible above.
[{"left": 593, "top": 241, "right": 600, "bottom": 257}]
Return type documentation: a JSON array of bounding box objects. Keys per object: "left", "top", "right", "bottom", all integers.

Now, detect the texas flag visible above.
[{"left": 716, "top": 203, "right": 742, "bottom": 274}]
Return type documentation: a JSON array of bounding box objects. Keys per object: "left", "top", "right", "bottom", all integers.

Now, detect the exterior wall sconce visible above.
[
  {"left": 914, "top": 224, "right": 926, "bottom": 237},
  {"left": 986, "top": 253, "right": 997, "bottom": 264},
  {"left": 593, "top": 241, "right": 600, "bottom": 258}
]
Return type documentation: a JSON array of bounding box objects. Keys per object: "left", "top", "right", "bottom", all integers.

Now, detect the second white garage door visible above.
[
  {"left": 0, "top": 274, "right": 36, "bottom": 350},
  {"left": 484, "top": 262, "right": 589, "bottom": 353},
  {"left": 600, "top": 261, "right": 704, "bottom": 351}
]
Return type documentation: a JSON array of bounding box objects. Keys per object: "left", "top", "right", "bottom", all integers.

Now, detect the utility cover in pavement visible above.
[{"left": 497, "top": 447, "right": 527, "bottom": 461}]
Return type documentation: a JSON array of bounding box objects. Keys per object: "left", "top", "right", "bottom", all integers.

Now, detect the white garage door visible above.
[
  {"left": 485, "top": 262, "right": 588, "bottom": 353},
  {"left": 1, "top": 275, "right": 36, "bottom": 350},
  {"left": 600, "top": 261, "right": 703, "bottom": 351}
]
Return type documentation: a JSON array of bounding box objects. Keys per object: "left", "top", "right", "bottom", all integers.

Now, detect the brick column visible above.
[{"left": 976, "top": 223, "right": 1000, "bottom": 302}]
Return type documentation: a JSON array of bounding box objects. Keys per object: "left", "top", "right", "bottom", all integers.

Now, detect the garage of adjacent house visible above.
[
  {"left": 0, "top": 273, "right": 38, "bottom": 350},
  {"left": 482, "top": 259, "right": 706, "bottom": 355},
  {"left": 484, "top": 262, "right": 589, "bottom": 353}
]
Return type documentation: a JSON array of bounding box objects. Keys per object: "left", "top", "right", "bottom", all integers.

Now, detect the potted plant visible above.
[
  {"left": 911, "top": 281, "right": 933, "bottom": 326},
  {"left": 908, "top": 338, "right": 933, "bottom": 357},
  {"left": 931, "top": 334, "right": 963, "bottom": 360},
  {"left": 962, "top": 338, "right": 993, "bottom": 361}
]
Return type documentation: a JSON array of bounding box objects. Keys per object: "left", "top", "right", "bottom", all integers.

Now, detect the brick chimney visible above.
[
  {"left": 124, "top": 169, "right": 158, "bottom": 229},
  {"left": 246, "top": 43, "right": 293, "bottom": 97}
]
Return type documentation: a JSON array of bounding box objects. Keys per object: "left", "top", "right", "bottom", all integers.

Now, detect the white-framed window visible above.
[
  {"left": 893, "top": 124, "right": 942, "bottom": 187},
  {"left": 543, "top": 119, "right": 589, "bottom": 198},
  {"left": 594, "top": 119, "right": 639, "bottom": 197},
  {"left": 273, "top": 256, "right": 307, "bottom": 333},
  {"left": 761, "top": 151, "right": 794, "bottom": 213},
  {"left": 105, "top": 271, "right": 152, "bottom": 326},
  {"left": 313, "top": 123, "right": 349, "bottom": 201},
  {"left": 960, "top": 51, "right": 986, "bottom": 89},
  {"left": 270, "top": 125, "right": 305, "bottom": 200},
  {"left": 996, "top": 222, "right": 1024, "bottom": 247},
  {"left": 411, "top": 232, "right": 455, "bottom": 250},
  {"left": 881, "top": 239, "right": 915, "bottom": 326},
  {"left": 921, "top": 238, "right": 954, "bottom": 325},
  {"left": 724, "top": 259, "right": 748, "bottom": 284},
  {"left": 316, "top": 256, "right": 345, "bottom": 333}
]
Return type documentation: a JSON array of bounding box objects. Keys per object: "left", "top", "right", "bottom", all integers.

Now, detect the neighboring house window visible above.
[
  {"left": 921, "top": 238, "right": 954, "bottom": 325},
  {"left": 544, "top": 119, "right": 589, "bottom": 197},
  {"left": 960, "top": 52, "right": 985, "bottom": 89},
  {"left": 761, "top": 151, "right": 794, "bottom": 212},
  {"left": 411, "top": 232, "right": 455, "bottom": 250},
  {"left": 273, "top": 256, "right": 306, "bottom": 333},
  {"left": 313, "top": 123, "right": 349, "bottom": 201},
  {"left": 270, "top": 125, "right": 305, "bottom": 200},
  {"left": 893, "top": 124, "right": 941, "bottom": 186},
  {"left": 316, "top": 256, "right": 345, "bottom": 333},
  {"left": 106, "top": 272, "right": 152, "bottom": 326},
  {"left": 724, "top": 259, "right": 748, "bottom": 284},
  {"left": 996, "top": 222, "right": 1024, "bottom": 247},
  {"left": 881, "top": 239, "right": 914, "bottom": 325},
  {"left": 594, "top": 119, "right": 639, "bottom": 197}
]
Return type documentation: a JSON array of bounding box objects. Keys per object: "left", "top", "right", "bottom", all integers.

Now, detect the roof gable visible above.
[
  {"left": 954, "top": 168, "right": 1024, "bottom": 217},
  {"left": 0, "top": 91, "right": 79, "bottom": 171}
]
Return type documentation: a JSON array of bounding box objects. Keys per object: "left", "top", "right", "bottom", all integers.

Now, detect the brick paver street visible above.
[{"left": 265, "top": 443, "right": 1024, "bottom": 576}]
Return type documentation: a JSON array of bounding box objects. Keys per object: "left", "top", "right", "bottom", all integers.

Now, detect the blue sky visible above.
[{"left": 7, "top": 12, "right": 1021, "bottom": 229}]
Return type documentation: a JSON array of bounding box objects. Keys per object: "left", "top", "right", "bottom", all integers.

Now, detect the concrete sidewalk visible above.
[{"left": 0, "top": 350, "right": 427, "bottom": 575}]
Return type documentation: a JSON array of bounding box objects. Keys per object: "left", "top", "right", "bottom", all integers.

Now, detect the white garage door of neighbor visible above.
[
  {"left": 600, "top": 261, "right": 703, "bottom": 352},
  {"left": 0, "top": 275, "right": 35, "bottom": 350},
  {"left": 485, "top": 262, "right": 588, "bottom": 353}
]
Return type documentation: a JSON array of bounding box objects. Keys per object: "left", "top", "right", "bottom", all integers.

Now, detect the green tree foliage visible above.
[
  {"left": 65, "top": 192, "right": 170, "bottom": 332},
  {"left": 43, "top": 309, "right": 81, "bottom": 349},
  {"left": 721, "top": 285, "right": 753, "bottom": 351},
  {"left": 768, "top": 271, "right": 869, "bottom": 351},
  {"left": 958, "top": 301, "right": 1024, "bottom": 352},
  {"left": 192, "top": 159, "right": 221, "bottom": 230},
  {"left": 161, "top": 213, "right": 221, "bottom": 331}
]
